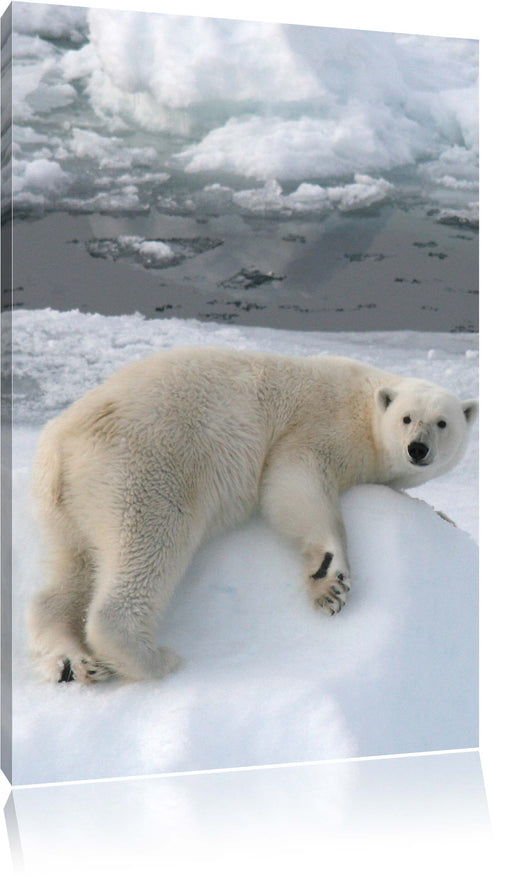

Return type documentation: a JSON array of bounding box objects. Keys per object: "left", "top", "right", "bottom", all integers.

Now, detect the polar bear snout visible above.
[{"left": 407, "top": 440, "right": 430, "bottom": 464}]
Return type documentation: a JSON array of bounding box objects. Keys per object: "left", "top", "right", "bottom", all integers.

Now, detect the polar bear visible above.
[{"left": 28, "top": 346, "right": 478, "bottom": 684}]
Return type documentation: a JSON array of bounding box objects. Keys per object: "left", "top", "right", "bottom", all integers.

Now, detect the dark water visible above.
[{"left": 8, "top": 204, "right": 478, "bottom": 332}]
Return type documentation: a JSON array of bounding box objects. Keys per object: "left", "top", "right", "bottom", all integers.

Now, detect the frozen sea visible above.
[{"left": 6, "top": 4, "right": 478, "bottom": 331}]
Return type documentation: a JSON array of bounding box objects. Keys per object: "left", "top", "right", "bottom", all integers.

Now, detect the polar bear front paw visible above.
[{"left": 308, "top": 551, "right": 351, "bottom": 616}]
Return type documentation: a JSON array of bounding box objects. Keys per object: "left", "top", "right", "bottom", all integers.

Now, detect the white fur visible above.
[{"left": 28, "top": 347, "right": 478, "bottom": 683}]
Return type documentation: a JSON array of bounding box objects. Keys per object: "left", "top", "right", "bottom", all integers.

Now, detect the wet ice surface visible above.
[{"left": 10, "top": 205, "right": 478, "bottom": 332}]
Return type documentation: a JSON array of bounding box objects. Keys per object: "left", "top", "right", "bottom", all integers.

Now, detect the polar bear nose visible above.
[{"left": 408, "top": 441, "right": 429, "bottom": 463}]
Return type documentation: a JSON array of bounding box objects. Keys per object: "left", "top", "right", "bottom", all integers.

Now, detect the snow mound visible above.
[{"left": 12, "top": 449, "right": 477, "bottom": 785}]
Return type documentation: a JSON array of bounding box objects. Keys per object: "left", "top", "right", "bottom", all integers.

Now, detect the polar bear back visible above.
[{"left": 32, "top": 346, "right": 474, "bottom": 546}]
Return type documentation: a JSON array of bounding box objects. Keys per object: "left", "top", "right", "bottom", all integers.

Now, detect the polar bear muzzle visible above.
[{"left": 407, "top": 440, "right": 430, "bottom": 464}]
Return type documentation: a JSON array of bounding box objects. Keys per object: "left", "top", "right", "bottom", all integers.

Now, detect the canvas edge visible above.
[{"left": 1, "top": 1, "right": 13, "bottom": 787}]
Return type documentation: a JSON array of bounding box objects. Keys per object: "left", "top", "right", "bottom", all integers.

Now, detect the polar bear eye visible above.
[
  {"left": 403, "top": 416, "right": 411, "bottom": 424},
  {"left": 437, "top": 420, "right": 447, "bottom": 429}
]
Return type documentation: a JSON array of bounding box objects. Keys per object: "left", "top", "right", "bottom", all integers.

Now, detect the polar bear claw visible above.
[
  {"left": 59, "top": 655, "right": 113, "bottom": 684},
  {"left": 309, "top": 556, "right": 351, "bottom": 616}
]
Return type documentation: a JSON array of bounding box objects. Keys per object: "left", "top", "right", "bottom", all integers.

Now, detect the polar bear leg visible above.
[
  {"left": 260, "top": 454, "right": 351, "bottom": 616},
  {"left": 85, "top": 577, "right": 182, "bottom": 682},
  {"left": 28, "top": 548, "right": 112, "bottom": 683},
  {"left": 84, "top": 520, "right": 199, "bottom": 681}
]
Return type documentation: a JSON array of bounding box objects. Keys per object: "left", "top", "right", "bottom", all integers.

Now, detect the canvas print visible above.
[{"left": 1, "top": 2, "right": 478, "bottom": 787}]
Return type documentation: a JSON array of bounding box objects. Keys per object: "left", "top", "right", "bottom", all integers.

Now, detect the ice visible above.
[
  {"left": 229, "top": 175, "right": 394, "bottom": 216},
  {"left": 436, "top": 203, "right": 479, "bottom": 230},
  {"left": 84, "top": 234, "right": 223, "bottom": 268},
  {"left": 12, "top": 2, "right": 87, "bottom": 42},
  {"left": 12, "top": 157, "right": 72, "bottom": 196},
  {"left": 10, "top": 6, "right": 479, "bottom": 220},
  {"left": 86, "top": 11, "right": 322, "bottom": 109},
  {"left": 155, "top": 175, "right": 394, "bottom": 218},
  {"left": 60, "top": 40, "right": 97, "bottom": 81},
  {"left": 178, "top": 110, "right": 420, "bottom": 180},
  {"left": 125, "top": 237, "right": 175, "bottom": 261},
  {"left": 68, "top": 127, "right": 157, "bottom": 169}
]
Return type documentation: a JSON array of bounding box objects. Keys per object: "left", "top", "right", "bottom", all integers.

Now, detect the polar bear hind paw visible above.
[
  {"left": 52, "top": 654, "right": 114, "bottom": 685},
  {"left": 309, "top": 552, "right": 351, "bottom": 616}
]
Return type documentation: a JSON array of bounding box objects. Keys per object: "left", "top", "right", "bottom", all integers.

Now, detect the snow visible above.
[{"left": 9, "top": 309, "right": 478, "bottom": 786}]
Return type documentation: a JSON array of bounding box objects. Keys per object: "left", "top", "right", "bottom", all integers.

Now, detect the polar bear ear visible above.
[
  {"left": 462, "top": 399, "right": 479, "bottom": 424},
  {"left": 376, "top": 386, "right": 398, "bottom": 412}
]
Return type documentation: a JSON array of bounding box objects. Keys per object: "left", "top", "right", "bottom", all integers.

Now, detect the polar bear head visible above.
[{"left": 375, "top": 379, "right": 478, "bottom": 488}]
